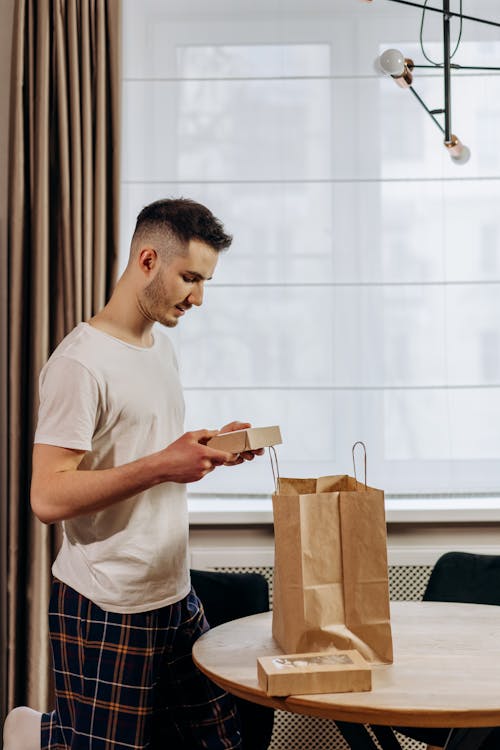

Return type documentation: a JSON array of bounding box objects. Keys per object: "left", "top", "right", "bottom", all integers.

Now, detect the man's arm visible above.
[{"left": 30, "top": 430, "right": 232, "bottom": 525}]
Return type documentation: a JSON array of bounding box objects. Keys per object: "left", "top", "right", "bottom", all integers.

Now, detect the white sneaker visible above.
[{"left": 3, "top": 707, "right": 42, "bottom": 750}]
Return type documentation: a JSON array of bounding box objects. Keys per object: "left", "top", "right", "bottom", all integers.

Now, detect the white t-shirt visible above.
[{"left": 34, "top": 322, "right": 190, "bottom": 614}]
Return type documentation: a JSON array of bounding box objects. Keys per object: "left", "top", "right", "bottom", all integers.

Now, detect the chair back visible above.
[
  {"left": 190, "top": 569, "right": 269, "bottom": 626},
  {"left": 190, "top": 569, "right": 273, "bottom": 750},
  {"left": 423, "top": 551, "right": 500, "bottom": 605}
]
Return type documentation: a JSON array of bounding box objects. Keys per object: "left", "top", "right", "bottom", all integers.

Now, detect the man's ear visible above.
[{"left": 138, "top": 247, "right": 159, "bottom": 274}]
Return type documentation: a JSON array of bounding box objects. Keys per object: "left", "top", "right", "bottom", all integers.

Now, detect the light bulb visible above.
[
  {"left": 378, "top": 49, "right": 406, "bottom": 77},
  {"left": 445, "top": 135, "right": 471, "bottom": 165},
  {"left": 451, "top": 145, "right": 471, "bottom": 164}
]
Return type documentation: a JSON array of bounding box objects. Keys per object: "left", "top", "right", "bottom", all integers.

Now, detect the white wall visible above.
[{"left": 189, "top": 521, "right": 500, "bottom": 569}]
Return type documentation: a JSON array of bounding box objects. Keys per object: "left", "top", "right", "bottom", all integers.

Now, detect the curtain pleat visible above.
[{"left": 6, "top": 0, "right": 121, "bottom": 713}]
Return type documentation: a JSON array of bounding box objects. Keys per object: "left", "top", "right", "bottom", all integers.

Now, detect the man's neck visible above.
[{"left": 89, "top": 283, "right": 155, "bottom": 348}]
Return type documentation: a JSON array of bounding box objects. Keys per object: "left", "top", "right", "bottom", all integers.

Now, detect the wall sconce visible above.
[{"left": 363, "top": 0, "right": 500, "bottom": 164}]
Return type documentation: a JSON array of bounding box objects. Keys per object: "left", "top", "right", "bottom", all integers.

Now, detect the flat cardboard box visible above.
[
  {"left": 207, "top": 425, "right": 282, "bottom": 453},
  {"left": 257, "top": 649, "right": 372, "bottom": 697}
]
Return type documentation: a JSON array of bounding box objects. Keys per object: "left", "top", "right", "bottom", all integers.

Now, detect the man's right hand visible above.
[{"left": 158, "top": 430, "right": 233, "bottom": 483}]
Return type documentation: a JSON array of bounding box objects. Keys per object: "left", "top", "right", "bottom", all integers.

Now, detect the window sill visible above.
[{"left": 188, "top": 495, "right": 500, "bottom": 525}]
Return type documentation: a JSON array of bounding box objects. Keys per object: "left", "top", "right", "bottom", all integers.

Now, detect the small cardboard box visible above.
[
  {"left": 207, "top": 425, "right": 282, "bottom": 453},
  {"left": 257, "top": 650, "right": 372, "bottom": 697}
]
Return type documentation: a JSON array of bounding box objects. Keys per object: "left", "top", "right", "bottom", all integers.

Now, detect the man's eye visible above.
[{"left": 182, "top": 275, "right": 195, "bottom": 283}]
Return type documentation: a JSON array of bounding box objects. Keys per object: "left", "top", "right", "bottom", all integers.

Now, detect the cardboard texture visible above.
[
  {"left": 207, "top": 425, "right": 282, "bottom": 453},
  {"left": 272, "top": 475, "right": 393, "bottom": 664},
  {"left": 257, "top": 649, "right": 372, "bottom": 697}
]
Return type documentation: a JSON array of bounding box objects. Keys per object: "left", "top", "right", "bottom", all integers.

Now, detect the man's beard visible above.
[{"left": 142, "top": 272, "right": 178, "bottom": 327}]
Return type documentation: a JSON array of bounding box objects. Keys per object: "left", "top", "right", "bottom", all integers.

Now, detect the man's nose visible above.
[{"left": 187, "top": 282, "right": 204, "bottom": 306}]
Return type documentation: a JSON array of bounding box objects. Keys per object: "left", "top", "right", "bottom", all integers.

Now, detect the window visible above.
[{"left": 121, "top": 0, "right": 500, "bottom": 497}]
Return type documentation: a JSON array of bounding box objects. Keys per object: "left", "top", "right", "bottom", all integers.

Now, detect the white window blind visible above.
[{"left": 121, "top": 0, "right": 500, "bottom": 497}]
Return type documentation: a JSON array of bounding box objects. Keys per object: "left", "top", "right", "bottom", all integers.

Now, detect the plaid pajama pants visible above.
[{"left": 41, "top": 579, "right": 242, "bottom": 750}]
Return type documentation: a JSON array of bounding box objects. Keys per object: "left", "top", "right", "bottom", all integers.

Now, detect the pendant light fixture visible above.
[{"left": 362, "top": 0, "right": 500, "bottom": 164}]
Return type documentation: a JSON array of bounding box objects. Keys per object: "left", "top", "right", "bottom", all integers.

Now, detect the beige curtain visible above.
[{"left": 6, "top": 0, "right": 121, "bottom": 713}]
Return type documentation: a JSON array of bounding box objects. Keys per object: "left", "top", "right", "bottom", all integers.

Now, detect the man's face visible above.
[{"left": 140, "top": 239, "right": 219, "bottom": 328}]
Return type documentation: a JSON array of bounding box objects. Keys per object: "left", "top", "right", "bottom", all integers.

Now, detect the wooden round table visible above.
[{"left": 193, "top": 600, "right": 500, "bottom": 728}]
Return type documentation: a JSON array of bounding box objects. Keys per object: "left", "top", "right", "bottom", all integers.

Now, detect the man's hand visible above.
[
  {"left": 217, "top": 421, "right": 265, "bottom": 466},
  {"left": 159, "top": 430, "right": 234, "bottom": 482}
]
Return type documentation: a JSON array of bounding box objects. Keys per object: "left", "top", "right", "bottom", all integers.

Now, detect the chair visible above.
[
  {"left": 338, "top": 552, "right": 500, "bottom": 750},
  {"left": 423, "top": 551, "right": 500, "bottom": 606},
  {"left": 395, "top": 552, "right": 500, "bottom": 750},
  {"left": 190, "top": 569, "right": 274, "bottom": 750}
]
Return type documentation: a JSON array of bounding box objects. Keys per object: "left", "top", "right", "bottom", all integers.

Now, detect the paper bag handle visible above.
[
  {"left": 352, "top": 441, "right": 367, "bottom": 490},
  {"left": 269, "top": 445, "right": 281, "bottom": 493}
]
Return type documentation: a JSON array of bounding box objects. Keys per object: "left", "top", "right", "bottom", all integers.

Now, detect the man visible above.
[{"left": 4, "top": 198, "right": 261, "bottom": 750}]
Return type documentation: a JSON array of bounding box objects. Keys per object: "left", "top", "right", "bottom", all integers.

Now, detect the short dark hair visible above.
[{"left": 132, "top": 197, "right": 232, "bottom": 253}]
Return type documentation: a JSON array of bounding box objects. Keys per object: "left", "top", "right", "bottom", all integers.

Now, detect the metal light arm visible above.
[
  {"left": 442, "top": 0, "right": 452, "bottom": 143},
  {"left": 383, "top": 0, "right": 500, "bottom": 29}
]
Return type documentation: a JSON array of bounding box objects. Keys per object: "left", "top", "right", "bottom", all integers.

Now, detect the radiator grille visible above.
[{"left": 213, "top": 565, "right": 433, "bottom": 750}]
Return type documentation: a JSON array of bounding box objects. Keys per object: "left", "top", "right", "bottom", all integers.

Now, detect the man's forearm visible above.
[{"left": 31, "top": 452, "right": 167, "bottom": 524}]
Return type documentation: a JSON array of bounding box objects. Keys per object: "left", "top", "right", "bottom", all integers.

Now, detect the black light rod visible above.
[
  {"left": 385, "top": 0, "right": 500, "bottom": 29},
  {"left": 408, "top": 86, "right": 446, "bottom": 135},
  {"left": 443, "top": 0, "right": 452, "bottom": 142},
  {"left": 413, "top": 64, "right": 500, "bottom": 71}
]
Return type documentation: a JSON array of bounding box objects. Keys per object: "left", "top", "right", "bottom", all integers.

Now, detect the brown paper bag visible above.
[{"left": 271, "top": 466, "right": 393, "bottom": 664}]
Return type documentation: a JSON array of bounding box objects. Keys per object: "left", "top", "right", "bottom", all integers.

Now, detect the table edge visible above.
[{"left": 192, "top": 657, "right": 500, "bottom": 728}]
